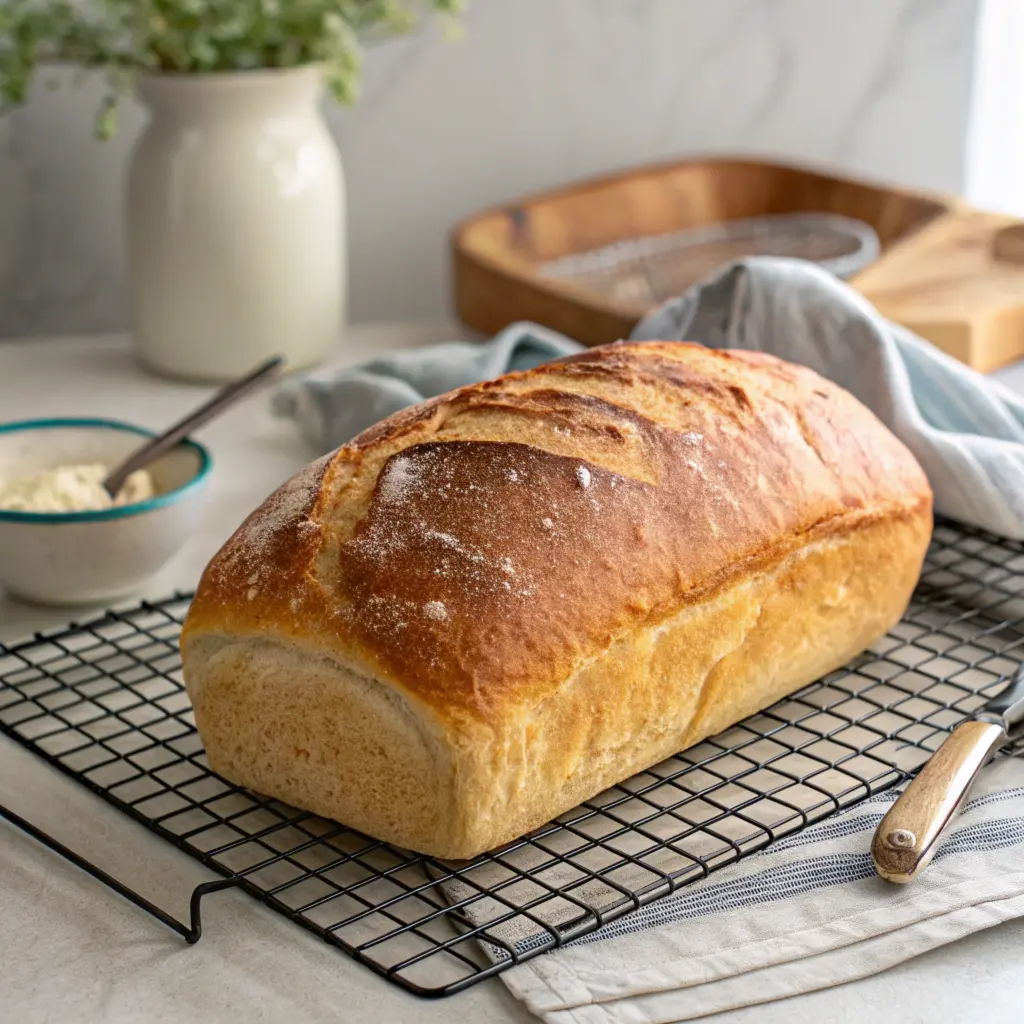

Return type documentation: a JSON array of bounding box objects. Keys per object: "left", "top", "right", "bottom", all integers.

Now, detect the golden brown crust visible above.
[{"left": 182, "top": 341, "right": 932, "bottom": 728}]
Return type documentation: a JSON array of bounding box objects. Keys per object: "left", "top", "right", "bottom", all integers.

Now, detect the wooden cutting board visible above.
[{"left": 851, "top": 208, "right": 1024, "bottom": 372}]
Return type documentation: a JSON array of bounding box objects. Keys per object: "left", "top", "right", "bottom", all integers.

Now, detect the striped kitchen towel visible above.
[{"left": 485, "top": 757, "right": 1024, "bottom": 1023}]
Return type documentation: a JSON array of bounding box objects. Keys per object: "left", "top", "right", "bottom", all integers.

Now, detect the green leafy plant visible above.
[{"left": 0, "top": 0, "right": 465, "bottom": 138}]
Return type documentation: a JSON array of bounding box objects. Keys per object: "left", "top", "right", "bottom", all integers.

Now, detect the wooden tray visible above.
[{"left": 451, "top": 156, "right": 953, "bottom": 345}]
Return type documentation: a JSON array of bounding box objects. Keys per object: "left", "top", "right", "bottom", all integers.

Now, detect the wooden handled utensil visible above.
[{"left": 872, "top": 664, "right": 1024, "bottom": 884}]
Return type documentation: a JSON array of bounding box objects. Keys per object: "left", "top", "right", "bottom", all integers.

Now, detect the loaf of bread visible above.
[{"left": 181, "top": 341, "right": 933, "bottom": 859}]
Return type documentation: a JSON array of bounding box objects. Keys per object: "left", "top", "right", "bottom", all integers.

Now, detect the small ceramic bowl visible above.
[{"left": 0, "top": 418, "right": 212, "bottom": 606}]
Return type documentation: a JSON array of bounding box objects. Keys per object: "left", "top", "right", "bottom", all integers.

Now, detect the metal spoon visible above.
[{"left": 103, "top": 355, "right": 285, "bottom": 498}]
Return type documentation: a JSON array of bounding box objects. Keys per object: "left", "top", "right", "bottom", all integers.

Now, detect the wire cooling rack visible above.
[{"left": 2, "top": 518, "right": 1023, "bottom": 997}]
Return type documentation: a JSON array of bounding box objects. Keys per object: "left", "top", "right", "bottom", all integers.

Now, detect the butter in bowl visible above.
[{"left": 0, "top": 418, "right": 211, "bottom": 606}]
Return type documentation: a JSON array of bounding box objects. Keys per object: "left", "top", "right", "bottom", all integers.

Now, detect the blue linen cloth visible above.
[{"left": 272, "top": 256, "right": 1024, "bottom": 539}]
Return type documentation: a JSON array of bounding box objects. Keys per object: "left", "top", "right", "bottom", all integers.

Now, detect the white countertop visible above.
[{"left": 2, "top": 329, "right": 1023, "bottom": 1024}]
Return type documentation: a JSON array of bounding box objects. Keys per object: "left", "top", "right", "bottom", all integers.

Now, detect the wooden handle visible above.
[{"left": 872, "top": 719, "right": 1006, "bottom": 884}]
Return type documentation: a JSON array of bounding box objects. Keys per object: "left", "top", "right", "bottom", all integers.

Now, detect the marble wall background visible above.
[{"left": 0, "top": 0, "right": 980, "bottom": 338}]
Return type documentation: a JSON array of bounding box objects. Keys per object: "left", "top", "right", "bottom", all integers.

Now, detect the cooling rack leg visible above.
[
  {"left": 0, "top": 802, "right": 241, "bottom": 943},
  {"left": 186, "top": 878, "right": 244, "bottom": 943}
]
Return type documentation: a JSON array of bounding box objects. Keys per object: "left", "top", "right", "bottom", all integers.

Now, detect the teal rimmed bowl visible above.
[{"left": 0, "top": 418, "right": 212, "bottom": 605}]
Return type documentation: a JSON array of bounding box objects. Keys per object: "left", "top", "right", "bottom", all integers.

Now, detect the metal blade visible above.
[{"left": 983, "top": 663, "right": 1024, "bottom": 729}]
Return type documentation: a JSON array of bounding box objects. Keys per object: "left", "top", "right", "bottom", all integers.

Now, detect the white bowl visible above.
[{"left": 0, "top": 418, "right": 212, "bottom": 606}]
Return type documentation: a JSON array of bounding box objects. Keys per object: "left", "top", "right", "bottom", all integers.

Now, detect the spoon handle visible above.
[{"left": 103, "top": 355, "right": 285, "bottom": 497}]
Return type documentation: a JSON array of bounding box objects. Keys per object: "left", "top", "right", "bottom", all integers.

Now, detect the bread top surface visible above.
[{"left": 182, "top": 341, "right": 933, "bottom": 728}]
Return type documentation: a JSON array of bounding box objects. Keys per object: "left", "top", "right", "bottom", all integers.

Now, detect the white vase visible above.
[{"left": 126, "top": 66, "right": 345, "bottom": 381}]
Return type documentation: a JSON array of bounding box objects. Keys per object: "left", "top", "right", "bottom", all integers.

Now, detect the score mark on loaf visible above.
[{"left": 180, "top": 341, "right": 933, "bottom": 859}]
